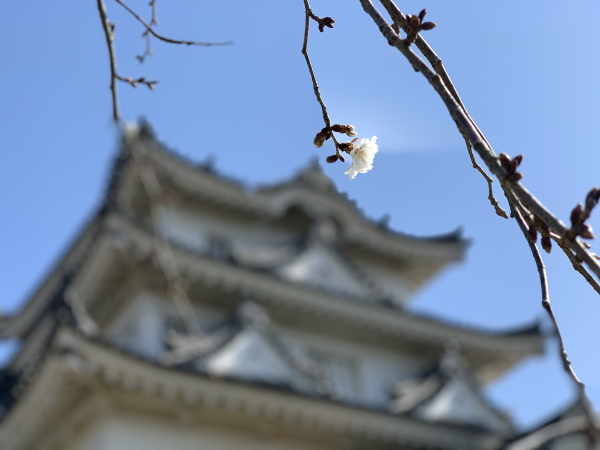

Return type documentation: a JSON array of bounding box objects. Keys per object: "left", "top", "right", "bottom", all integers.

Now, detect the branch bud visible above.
[
  {"left": 586, "top": 187, "right": 600, "bottom": 212},
  {"left": 541, "top": 236, "right": 552, "bottom": 253},
  {"left": 578, "top": 223, "right": 595, "bottom": 240},
  {"left": 408, "top": 14, "right": 421, "bottom": 29},
  {"left": 499, "top": 153, "right": 511, "bottom": 171},
  {"left": 418, "top": 9, "right": 427, "bottom": 21},
  {"left": 510, "top": 154, "right": 523, "bottom": 171},
  {"left": 313, "top": 128, "right": 331, "bottom": 148},
  {"left": 322, "top": 17, "right": 335, "bottom": 27},
  {"left": 570, "top": 204, "right": 583, "bottom": 227},
  {"left": 338, "top": 142, "right": 354, "bottom": 154},
  {"left": 508, "top": 171, "right": 523, "bottom": 182},
  {"left": 527, "top": 226, "right": 538, "bottom": 243},
  {"left": 420, "top": 22, "right": 437, "bottom": 30},
  {"left": 332, "top": 124, "right": 357, "bottom": 137},
  {"left": 318, "top": 17, "right": 335, "bottom": 32}
]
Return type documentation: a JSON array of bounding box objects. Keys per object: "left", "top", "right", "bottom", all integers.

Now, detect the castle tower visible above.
[{"left": 0, "top": 124, "right": 544, "bottom": 450}]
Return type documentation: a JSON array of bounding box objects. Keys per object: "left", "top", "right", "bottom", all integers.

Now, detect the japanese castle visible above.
[{"left": 0, "top": 123, "right": 578, "bottom": 449}]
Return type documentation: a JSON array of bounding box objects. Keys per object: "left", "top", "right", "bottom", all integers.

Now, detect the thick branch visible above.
[{"left": 114, "top": 0, "right": 232, "bottom": 47}]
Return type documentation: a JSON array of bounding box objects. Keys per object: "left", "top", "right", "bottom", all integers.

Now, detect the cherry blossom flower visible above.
[{"left": 343, "top": 136, "right": 378, "bottom": 179}]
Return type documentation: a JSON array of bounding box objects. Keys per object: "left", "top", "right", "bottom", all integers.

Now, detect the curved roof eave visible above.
[{"left": 125, "top": 123, "right": 468, "bottom": 262}]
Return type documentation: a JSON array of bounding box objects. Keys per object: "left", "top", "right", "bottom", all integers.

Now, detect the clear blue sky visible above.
[{"left": 2, "top": 0, "right": 600, "bottom": 430}]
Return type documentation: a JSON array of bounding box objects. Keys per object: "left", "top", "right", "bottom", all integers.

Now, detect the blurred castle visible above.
[{"left": 0, "top": 123, "right": 573, "bottom": 449}]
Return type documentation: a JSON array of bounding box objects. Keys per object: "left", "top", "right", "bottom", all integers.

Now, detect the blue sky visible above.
[{"left": 2, "top": 0, "right": 600, "bottom": 430}]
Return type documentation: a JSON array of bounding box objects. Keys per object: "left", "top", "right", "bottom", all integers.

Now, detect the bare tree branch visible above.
[
  {"left": 355, "top": 1, "right": 600, "bottom": 442},
  {"left": 379, "top": 0, "right": 506, "bottom": 219},
  {"left": 358, "top": 0, "right": 600, "bottom": 293},
  {"left": 114, "top": 0, "right": 232, "bottom": 47},
  {"left": 510, "top": 203, "right": 598, "bottom": 443},
  {"left": 96, "top": 0, "right": 234, "bottom": 346}
]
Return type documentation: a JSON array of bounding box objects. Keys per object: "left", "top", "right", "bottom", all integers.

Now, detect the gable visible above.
[
  {"left": 412, "top": 374, "right": 512, "bottom": 436},
  {"left": 204, "top": 328, "right": 298, "bottom": 387},
  {"left": 275, "top": 244, "right": 373, "bottom": 299}
]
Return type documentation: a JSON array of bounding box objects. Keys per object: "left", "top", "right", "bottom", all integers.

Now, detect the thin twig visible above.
[
  {"left": 114, "top": 0, "right": 232, "bottom": 47},
  {"left": 558, "top": 241, "right": 600, "bottom": 295},
  {"left": 116, "top": 74, "right": 157, "bottom": 90},
  {"left": 510, "top": 203, "right": 598, "bottom": 444},
  {"left": 465, "top": 138, "right": 508, "bottom": 218},
  {"left": 359, "top": 0, "right": 600, "bottom": 291},
  {"left": 301, "top": 0, "right": 342, "bottom": 158},
  {"left": 135, "top": 0, "right": 157, "bottom": 63},
  {"left": 97, "top": 0, "right": 121, "bottom": 122},
  {"left": 149, "top": 0, "right": 158, "bottom": 26}
]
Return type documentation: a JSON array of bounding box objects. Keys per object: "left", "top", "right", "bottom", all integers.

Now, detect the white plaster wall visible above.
[
  {"left": 160, "top": 205, "right": 297, "bottom": 254},
  {"left": 276, "top": 246, "right": 371, "bottom": 298},
  {"left": 548, "top": 432, "right": 591, "bottom": 450},
  {"left": 280, "top": 327, "right": 429, "bottom": 408},
  {"left": 358, "top": 262, "right": 413, "bottom": 306},
  {"left": 105, "top": 291, "right": 227, "bottom": 360},
  {"left": 73, "top": 413, "right": 335, "bottom": 450},
  {"left": 104, "top": 289, "right": 431, "bottom": 408},
  {"left": 413, "top": 377, "right": 511, "bottom": 436},
  {"left": 160, "top": 205, "right": 416, "bottom": 304}
]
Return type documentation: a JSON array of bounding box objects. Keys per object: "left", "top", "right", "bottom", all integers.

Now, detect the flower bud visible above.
[
  {"left": 578, "top": 223, "right": 595, "bottom": 240},
  {"left": 408, "top": 14, "right": 421, "bottom": 29},
  {"left": 499, "top": 153, "right": 511, "bottom": 171},
  {"left": 338, "top": 142, "right": 354, "bottom": 154},
  {"left": 586, "top": 187, "right": 600, "bottom": 211},
  {"left": 570, "top": 204, "right": 583, "bottom": 227},
  {"left": 326, "top": 154, "right": 338, "bottom": 163},
  {"left": 331, "top": 124, "right": 345, "bottom": 133},
  {"left": 418, "top": 9, "right": 427, "bottom": 21},
  {"left": 528, "top": 226, "right": 538, "bottom": 243},
  {"left": 314, "top": 133, "right": 326, "bottom": 148},
  {"left": 344, "top": 125, "right": 357, "bottom": 137},
  {"left": 318, "top": 17, "right": 335, "bottom": 32},
  {"left": 313, "top": 128, "right": 331, "bottom": 148},
  {"left": 509, "top": 172, "right": 523, "bottom": 182},
  {"left": 510, "top": 155, "right": 523, "bottom": 172},
  {"left": 541, "top": 236, "right": 552, "bottom": 253},
  {"left": 420, "top": 22, "right": 437, "bottom": 30},
  {"left": 322, "top": 17, "right": 335, "bottom": 27}
]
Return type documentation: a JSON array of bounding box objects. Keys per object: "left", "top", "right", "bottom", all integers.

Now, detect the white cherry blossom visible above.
[{"left": 343, "top": 136, "right": 378, "bottom": 179}]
